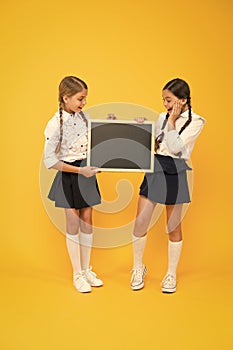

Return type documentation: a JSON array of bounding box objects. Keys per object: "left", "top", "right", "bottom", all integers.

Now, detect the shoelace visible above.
[
  {"left": 83, "top": 268, "right": 97, "bottom": 283},
  {"left": 131, "top": 267, "right": 144, "bottom": 283},
  {"left": 74, "top": 273, "right": 88, "bottom": 286},
  {"left": 162, "top": 274, "right": 176, "bottom": 287}
]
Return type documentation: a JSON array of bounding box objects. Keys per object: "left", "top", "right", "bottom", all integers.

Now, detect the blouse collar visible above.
[
  {"left": 60, "top": 110, "right": 81, "bottom": 121},
  {"left": 180, "top": 109, "right": 190, "bottom": 118}
]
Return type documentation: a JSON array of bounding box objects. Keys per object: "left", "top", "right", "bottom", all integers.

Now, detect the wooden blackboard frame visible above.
[{"left": 87, "top": 119, "right": 155, "bottom": 172}]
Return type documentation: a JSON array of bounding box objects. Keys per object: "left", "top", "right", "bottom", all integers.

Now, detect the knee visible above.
[
  {"left": 80, "top": 211, "right": 92, "bottom": 226},
  {"left": 80, "top": 206, "right": 91, "bottom": 219},
  {"left": 168, "top": 227, "right": 182, "bottom": 241},
  {"left": 81, "top": 212, "right": 91, "bottom": 223},
  {"left": 66, "top": 219, "right": 79, "bottom": 235},
  {"left": 79, "top": 209, "right": 92, "bottom": 233},
  {"left": 134, "top": 217, "right": 148, "bottom": 237}
]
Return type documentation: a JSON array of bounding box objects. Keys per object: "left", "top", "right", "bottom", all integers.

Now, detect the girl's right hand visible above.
[
  {"left": 79, "top": 166, "right": 100, "bottom": 177},
  {"left": 169, "top": 101, "right": 183, "bottom": 121},
  {"left": 134, "top": 117, "right": 147, "bottom": 123}
]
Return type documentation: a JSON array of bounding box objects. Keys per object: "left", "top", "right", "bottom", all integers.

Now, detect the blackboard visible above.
[{"left": 87, "top": 120, "right": 155, "bottom": 172}]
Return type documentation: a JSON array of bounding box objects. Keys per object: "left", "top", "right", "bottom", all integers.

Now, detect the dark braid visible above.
[
  {"left": 55, "top": 103, "right": 63, "bottom": 154},
  {"left": 154, "top": 113, "right": 169, "bottom": 152},
  {"left": 178, "top": 97, "right": 192, "bottom": 135},
  {"left": 154, "top": 137, "right": 160, "bottom": 153}
]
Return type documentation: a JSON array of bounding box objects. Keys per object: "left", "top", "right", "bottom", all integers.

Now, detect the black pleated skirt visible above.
[
  {"left": 48, "top": 159, "right": 101, "bottom": 209},
  {"left": 139, "top": 155, "right": 192, "bottom": 205}
]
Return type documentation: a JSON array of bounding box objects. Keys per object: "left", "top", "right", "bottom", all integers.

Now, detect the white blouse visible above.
[
  {"left": 44, "top": 110, "right": 89, "bottom": 169},
  {"left": 155, "top": 110, "right": 206, "bottom": 160}
]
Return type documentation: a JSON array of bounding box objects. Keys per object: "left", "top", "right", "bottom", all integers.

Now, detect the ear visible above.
[
  {"left": 181, "top": 98, "right": 187, "bottom": 105},
  {"left": 63, "top": 95, "right": 69, "bottom": 104}
]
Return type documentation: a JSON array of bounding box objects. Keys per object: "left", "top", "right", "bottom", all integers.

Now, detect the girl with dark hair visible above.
[
  {"left": 44, "top": 76, "right": 103, "bottom": 293},
  {"left": 131, "top": 78, "right": 205, "bottom": 293}
]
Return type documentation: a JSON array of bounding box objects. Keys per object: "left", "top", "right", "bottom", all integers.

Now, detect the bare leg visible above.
[
  {"left": 133, "top": 195, "right": 156, "bottom": 238},
  {"left": 166, "top": 204, "right": 183, "bottom": 242},
  {"left": 79, "top": 207, "right": 92, "bottom": 234},
  {"left": 65, "top": 208, "right": 80, "bottom": 235}
]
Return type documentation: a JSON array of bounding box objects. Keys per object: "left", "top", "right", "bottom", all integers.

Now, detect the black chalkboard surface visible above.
[{"left": 87, "top": 120, "right": 155, "bottom": 172}]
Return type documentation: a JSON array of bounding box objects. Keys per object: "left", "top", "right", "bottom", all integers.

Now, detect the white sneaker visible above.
[
  {"left": 82, "top": 267, "right": 103, "bottom": 287},
  {"left": 161, "top": 273, "right": 176, "bottom": 293},
  {"left": 73, "top": 273, "right": 91, "bottom": 293},
  {"left": 130, "top": 265, "right": 147, "bottom": 290}
]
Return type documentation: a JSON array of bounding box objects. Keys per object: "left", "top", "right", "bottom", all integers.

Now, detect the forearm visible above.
[
  {"left": 50, "top": 161, "right": 99, "bottom": 178},
  {"left": 166, "top": 117, "right": 184, "bottom": 153},
  {"left": 168, "top": 118, "right": 176, "bottom": 130},
  {"left": 166, "top": 118, "right": 204, "bottom": 155},
  {"left": 50, "top": 160, "right": 80, "bottom": 173},
  {"left": 166, "top": 130, "right": 185, "bottom": 154}
]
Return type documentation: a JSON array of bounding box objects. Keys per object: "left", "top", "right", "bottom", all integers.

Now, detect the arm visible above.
[
  {"left": 162, "top": 101, "right": 204, "bottom": 156},
  {"left": 166, "top": 118, "right": 205, "bottom": 155},
  {"left": 50, "top": 161, "right": 99, "bottom": 177},
  {"left": 43, "top": 118, "right": 60, "bottom": 168},
  {"left": 43, "top": 118, "right": 98, "bottom": 177}
]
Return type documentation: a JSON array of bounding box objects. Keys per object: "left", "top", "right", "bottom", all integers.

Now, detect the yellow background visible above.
[{"left": 1, "top": 0, "right": 232, "bottom": 349}]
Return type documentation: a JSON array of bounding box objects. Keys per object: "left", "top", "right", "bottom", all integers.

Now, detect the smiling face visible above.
[
  {"left": 63, "top": 89, "right": 88, "bottom": 114},
  {"left": 162, "top": 89, "right": 188, "bottom": 115}
]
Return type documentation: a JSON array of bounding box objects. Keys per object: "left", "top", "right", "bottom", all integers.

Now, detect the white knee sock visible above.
[
  {"left": 167, "top": 240, "right": 183, "bottom": 277},
  {"left": 132, "top": 233, "right": 147, "bottom": 269},
  {"left": 66, "top": 233, "right": 82, "bottom": 276},
  {"left": 79, "top": 232, "right": 93, "bottom": 270}
]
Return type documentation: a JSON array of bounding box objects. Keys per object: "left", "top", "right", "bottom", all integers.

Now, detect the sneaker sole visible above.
[
  {"left": 73, "top": 285, "right": 92, "bottom": 293},
  {"left": 89, "top": 282, "right": 104, "bottom": 287},
  {"left": 162, "top": 287, "right": 176, "bottom": 293},
  {"left": 131, "top": 282, "right": 144, "bottom": 291},
  {"left": 74, "top": 288, "right": 92, "bottom": 293}
]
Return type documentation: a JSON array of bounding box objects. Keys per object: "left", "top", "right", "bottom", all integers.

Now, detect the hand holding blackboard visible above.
[
  {"left": 134, "top": 117, "right": 148, "bottom": 124},
  {"left": 107, "top": 113, "right": 117, "bottom": 120},
  {"left": 79, "top": 166, "right": 100, "bottom": 177}
]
